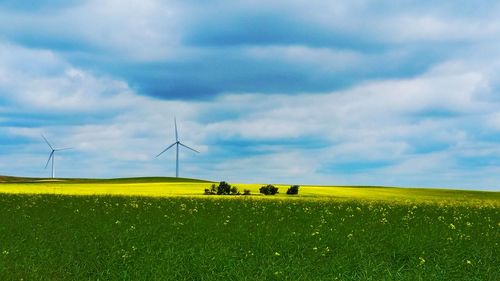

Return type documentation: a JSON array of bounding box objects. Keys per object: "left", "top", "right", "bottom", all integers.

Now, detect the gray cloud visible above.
[{"left": 4, "top": 0, "right": 493, "bottom": 98}]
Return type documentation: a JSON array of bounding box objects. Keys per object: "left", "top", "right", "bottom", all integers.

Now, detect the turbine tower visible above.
[
  {"left": 42, "top": 134, "right": 72, "bottom": 179},
  {"left": 156, "top": 118, "right": 199, "bottom": 177}
]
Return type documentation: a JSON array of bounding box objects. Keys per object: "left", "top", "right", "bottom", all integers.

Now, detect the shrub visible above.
[
  {"left": 259, "top": 184, "right": 279, "bottom": 195},
  {"left": 243, "top": 189, "right": 251, "bottom": 196},
  {"left": 217, "top": 181, "right": 232, "bottom": 195},
  {"left": 230, "top": 186, "right": 240, "bottom": 195},
  {"left": 286, "top": 185, "right": 300, "bottom": 195},
  {"left": 204, "top": 181, "right": 240, "bottom": 195},
  {"left": 204, "top": 184, "right": 217, "bottom": 195}
]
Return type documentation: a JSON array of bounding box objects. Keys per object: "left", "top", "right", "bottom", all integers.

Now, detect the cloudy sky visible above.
[{"left": 1, "top": 1, "right": 500, "bottom": 190}]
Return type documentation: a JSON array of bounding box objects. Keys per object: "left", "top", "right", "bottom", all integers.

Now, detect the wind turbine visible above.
[
  {"left": 156, "top": 118, "right": 199, "bottom": 177},
  {"left": 42, "top": 134, "right": 72, "bottom": 179}
]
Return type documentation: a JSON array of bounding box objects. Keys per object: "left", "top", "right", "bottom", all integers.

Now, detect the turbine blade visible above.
[
  {"left": 44, "top": 151, "right": 54, "bottom": 169},
  {"left": 179, "top": 142, "right": 199, "bottom": 153},
  {"left": 55, "top": 147, "right": 73, "bottom": 151},
  {"left": 174, "top": 117, "right": 178, "bottom": 142},
  {"left": 41, "top": 134, "right": 53, "bottom": 150},
  {"left": 155, "top": 142, "right": 176, "bottom": 158}
]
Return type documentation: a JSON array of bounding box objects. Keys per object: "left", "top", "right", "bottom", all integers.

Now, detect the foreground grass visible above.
[{"left": 0, "top": 193, "right": 498, "bottom": 280}]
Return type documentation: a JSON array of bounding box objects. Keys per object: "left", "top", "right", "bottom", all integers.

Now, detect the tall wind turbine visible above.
[
  {"left": 156, "top": 118, "right": 199, "bottom": 177},
  {"left": 42, "top": 134, "right": 72, "bottom": 179}
]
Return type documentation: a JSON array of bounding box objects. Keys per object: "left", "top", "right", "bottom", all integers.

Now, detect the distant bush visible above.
[
  {"left": 204, "top": 181, "right": 240, "bottom": 195},
  {"left": 259, "top": 184, "right": 279, "bottom": 195},
  {"left": 217, "top": 181, "right": 232, "bottom": 195},
  {"left": 230, "top": 186, "right": 240, "bottom": 195},
  {"left": 286, "top": 185, "right": 300, "bottom": 195},
  {"left": 204, "top": 184, "right": 215, "bottom": 195},
  {"left": 243, "top": 189, "right": 251, "bottom": 196}
]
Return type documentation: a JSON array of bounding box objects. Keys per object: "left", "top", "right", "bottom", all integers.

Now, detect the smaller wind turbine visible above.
[
  {"left": 42, "top": 134, "right": 72, "bottom": 179},
  {"left": 156, "top": 118, "right": 199, "bottom": 177}
]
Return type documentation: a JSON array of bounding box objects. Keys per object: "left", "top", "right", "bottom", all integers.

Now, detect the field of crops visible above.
[{"left": 0, "top": 177, "right": 498, "bottom": 280}]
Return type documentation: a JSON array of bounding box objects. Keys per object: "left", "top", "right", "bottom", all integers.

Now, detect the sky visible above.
[{"left": 1, "top": 0, "right": 500, "bottom": 190}]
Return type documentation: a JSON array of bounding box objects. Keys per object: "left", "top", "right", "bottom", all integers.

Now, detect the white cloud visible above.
[
  {"left": 246, "top": 45, "right": 364, "bottom": 71},
  {"left": 200, "top": 61, "right": 490, "bottom": 146},
  {"left": 487, "top": 112, "right": 500, "bottom": 130},
  {"left": 0, "top": 43, "right": 143, "bottom": 112},
  {"left": 0, "top": 0, "right": 186, "bottom": 61},
  {"left": 65, "top": 0, "right": 184, "bottom": 60}
]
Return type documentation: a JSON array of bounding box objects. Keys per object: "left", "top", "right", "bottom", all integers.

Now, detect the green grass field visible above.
[{"left": 0, "top": 176, "right": 498, "bottom": 280}]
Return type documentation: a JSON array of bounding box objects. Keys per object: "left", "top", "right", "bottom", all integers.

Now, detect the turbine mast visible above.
[
  {"left": 52, "top": 152, "right": 55, "bottom": 179},
  {"left": 176, "top": 142, "right": 179, "bottom": 178}
]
